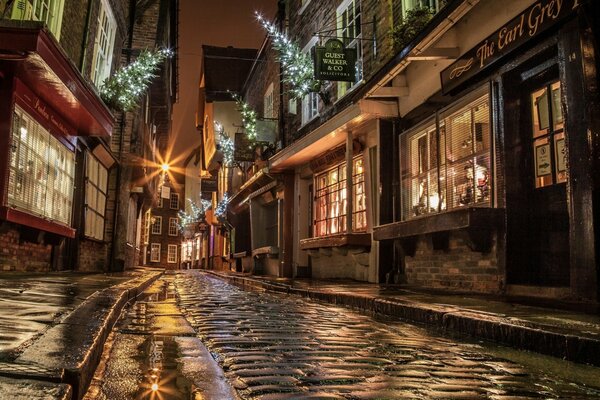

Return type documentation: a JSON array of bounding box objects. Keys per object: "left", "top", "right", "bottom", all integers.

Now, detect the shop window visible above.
[
  {"left": 168, "top": 217, "right": 178, "bottom": 236},
  {"left": 90, "top": 0, "right": 116, "bottom": 88},
  {"left": 150, "top": 243, "right": 161, "bottom": 262},
  {"left": 85, "top": 152, "right": 108, "bottom": 240},
  {"left": 337, "top": 0, "right": 363, "bottom": 98},
  {"left": 170, "top": 192, "right": 179, "bottom": 209},
  {"left": 402, "top": 0, "right": 440, "bottom": 16},
  {"left": 151, "top": 216, "right": 162, "bottom": 235},
  {"left": 9, "top": 0, "right": 65, "bottom": 39},
  {"left": 302, "top": 37, "right": 319, "bottom": 125},
  {"left": 314, "top": 156, "right": 366, "bottom": 237},
  {"left": 401, "top": 92, "right": 491, "bottom": 220},
  {"left": 7, "top": 106, "right": 75, "bottom": 226},
  {"left": 264, "top": 83, "right": 274, "bottom": 119},
  {"left": 167, "top": 244, "right": 177, "bottom": 263},
  {"left": 531, "top": 81, "right": 566, "bottom": 188}
]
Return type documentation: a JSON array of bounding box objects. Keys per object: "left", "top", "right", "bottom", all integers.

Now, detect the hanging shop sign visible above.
[
  {"left": 441, "top": 0, "right": 580, "bottom": 94},
  {"left": 234, "top": 132, "right": 255, "bottom": 162},
  {"left": 201, "top": 178, "right": 218, "bottom": 193},
  {"left": 314, "top": 38, "right": 356, "bottom": 82}
]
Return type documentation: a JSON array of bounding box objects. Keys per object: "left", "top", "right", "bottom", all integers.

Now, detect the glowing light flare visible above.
[{"left": 161, "top": 163, "right": 170, "bottom": 172}]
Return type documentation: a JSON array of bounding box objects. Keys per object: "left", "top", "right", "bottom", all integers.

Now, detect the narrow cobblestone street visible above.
[{"left": 85, "top": 271, "right": 600, "bottom": 399}]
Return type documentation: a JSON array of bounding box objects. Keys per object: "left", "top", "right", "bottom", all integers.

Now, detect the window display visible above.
[
  {"left": 401, "top": 93, "right": 491, "bottom": 220},
  {"left": 314, "top": 156, "right": 366, "bottom": 237},
  {"left": 7, "top": 106, "right": 75, "bottom": 225}
]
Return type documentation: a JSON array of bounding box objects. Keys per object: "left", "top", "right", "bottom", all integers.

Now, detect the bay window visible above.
[
  {"left": 401, "top": 91, "right": 492, "bottom": 220},
  {"left": 85, "top": 152, "right": 108, "bottom": 240},
  {"left": 314, "top": 156, "right": 366, "bottom": 237},
  {"left": 8, "top": 105, "right": 74, "bottom": 226}
]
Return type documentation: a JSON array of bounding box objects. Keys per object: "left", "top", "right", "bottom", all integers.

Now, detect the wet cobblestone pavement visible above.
[
  {"left": 87, "top": 271, "right": 600, "bottom": 399},
  {"left": 177, "top": 271, "right": 600, "bottom": 400}
]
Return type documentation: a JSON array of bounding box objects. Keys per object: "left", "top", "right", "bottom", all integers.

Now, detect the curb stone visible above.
[{"left": 206, "top": 271, "right": 600, "bottom": 367}]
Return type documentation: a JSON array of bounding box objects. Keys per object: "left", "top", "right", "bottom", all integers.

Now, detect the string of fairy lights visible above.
[
  {"left": 100, "top": 48, "right": 173, "bottom": 112},
  {"left": 177, "top": 199, "right": 212, "bottom": 232},
  {"left": 231, "top": 93, "right": 258, "bottom": 140}
]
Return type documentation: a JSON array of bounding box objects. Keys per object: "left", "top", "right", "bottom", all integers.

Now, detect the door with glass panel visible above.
[{"left": 506, "top": 74, "right": 569, "bottom": 287}]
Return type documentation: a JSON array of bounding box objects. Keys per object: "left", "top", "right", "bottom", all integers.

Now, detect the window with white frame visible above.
[
  {"left": 151, "top": 215, "right": 162, "bottom": 234},
  {"left": 150, "top": 243, "right": 161, "bottom": 262},
  {"left": 168, "top": 217, "right": 178, "bottom": 236},
  {"left": 337, "top": 0, "right": 362, "bottom": 98},
  {"left": 85, "top": 152, "right": 108, "bottom": 240},
  {"left": 402, "top": 0, "right": 440, "bottom": 17},
  {"left": 90, "top": 0, "right": 116, "bottom": 88},
  {"left": 400, "top": 91, "right": 492, "bottom": 220},
  {"left": 170, "top": 192, "right": 179, "bottom": 209},
  {"left": 313, "top": 156, "right": 366, "bottom": 237},
  {"left": 264, "top": 83, "right": 275, "bottom": 119},
  {"left": 167, "top": 245, "right": 177, "bottom": 263},
  {"left": 302, "top": 37, "right": 319, "bottom": 125},
  {"left": 9, "top": 0, "right": 65, "bottom": 39},
  {"left": 7, "top": 105, "right": 75, "bottom": 225}
]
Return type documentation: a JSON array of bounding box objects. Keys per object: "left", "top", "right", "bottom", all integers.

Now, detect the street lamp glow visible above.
[
  {"left": 161, "top": 163, "right": 170, "bottom": 172},
  {"left": 151, "top": 383, "right": 159, "bottom": 391}
]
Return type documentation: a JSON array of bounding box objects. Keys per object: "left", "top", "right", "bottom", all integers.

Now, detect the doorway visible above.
[{"left": 505, "top": 65, "right": 570, "bottom": 287}]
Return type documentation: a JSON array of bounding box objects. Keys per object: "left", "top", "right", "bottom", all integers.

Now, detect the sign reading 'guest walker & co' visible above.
[
  {"left": 314, "top": 38, "right": 356, "bottom": 82},
  {"left": 441, "top": 0, "right": 580, "bottom": 94}
]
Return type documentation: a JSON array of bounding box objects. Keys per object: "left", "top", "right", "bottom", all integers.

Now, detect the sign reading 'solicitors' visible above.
[
  {"left": 441, "top": 0, "right": 580, "bottom": 94},
  {"left": 314, "top": 39, "right": 357, "bottom": 82}
]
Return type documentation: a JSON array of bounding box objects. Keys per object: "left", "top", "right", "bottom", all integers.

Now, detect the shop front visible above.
[
  {"left": 0, "top": 24, "right": 113, "bottom": 271},
  {"left": 374, "top": 0, "right": 599, "bottom": 300}
]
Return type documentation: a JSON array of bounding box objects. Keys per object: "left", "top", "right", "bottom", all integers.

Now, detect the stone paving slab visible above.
[
  {"left": 208, "top": 271, "right": 600, "bottom": 367},
  {"left": 0, "top": 268, "right": 163, "bottom": 400},
  {"left": 0, "top": 376, "right": 72, "bottom": 400}
]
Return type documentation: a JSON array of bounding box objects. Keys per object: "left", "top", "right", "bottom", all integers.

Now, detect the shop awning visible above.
[
  {"left": 269, "top": 99, "right": 397, "bottom": 172},
  {"left": 228, "top": 168, "right": 275, "bottom": 212},
  {"left": 0, "top": 22, "right": 114, "bottom": 137}
]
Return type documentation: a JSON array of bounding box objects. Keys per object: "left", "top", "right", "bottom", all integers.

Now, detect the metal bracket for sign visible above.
[{"left": 313, "top": 16, "right": 377, "bottom": 42}]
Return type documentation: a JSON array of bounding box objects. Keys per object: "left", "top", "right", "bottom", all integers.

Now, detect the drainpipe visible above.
[
  {"left": 277, "top": 0, "right": 285, "bottom": 148},
  {"left": 109, "top": 0, "right": 136, "bottom": 272}
]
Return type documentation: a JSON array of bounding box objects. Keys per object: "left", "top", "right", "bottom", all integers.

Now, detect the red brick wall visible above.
[
  {"left": 0, "top": 228, "right": 52, "bottom": 272},
  {"left": 405, "top": 231, "right": 503, "bottom": 294},
  {"left": 78, "top": 239, "right": 109, "bottom": 272}
]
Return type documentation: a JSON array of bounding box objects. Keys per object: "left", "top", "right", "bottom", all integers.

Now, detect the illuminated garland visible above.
[
  {"left": 256, "top": 13, "right": 321, "bottom": 100},
  {"left": 231, "top": 93, "right": 257, "bottom": 140},
  {"left": 215, "top": 121, "right": 235, "bottom": 166},
  {"left": 215, "top": 193, "right": 230, "bottom": 218},
  {"left": 177, "top": 198, "right": 212, "bottom": 232},
  {"left": 101, "top": 48, "right": 173, "bottom": 112}
]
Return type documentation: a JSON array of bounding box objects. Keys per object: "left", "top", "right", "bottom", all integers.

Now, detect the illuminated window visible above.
[
  {"left": 402, "top": 0, "right": 440, "bottom": 16},
  {"left": 90, "top": 0, "right": 116, "bottom": 87},
  {"left": 85, "top": 152, "right": 108, "bottom": 240},
  {"left": 181, "top": 241, "right": 193, "bottom": 262},
  {"left": 150, "top": 243, "right": 161, "bottom": 262},
  {"left": 170, "top": 192, "right": 179, "bottom": 209},
  {"left": 531, "top": 81, "right": 566, "bottom": 188},
  {"left": 401, "top": 92, "right": 492, "bottom": 220},
  {"left": 7, "top": 106, "right": 74, "bottom": 225},
  {"left": 8, "top": 0, "right": 65, "bottom": 39},
  {"left": 168, "top": 217, "right": 178, "bottom": 236},
  {"left": 167, "top": 244, "right": 177, "bottom": 263},
  {"left": 151, "top": 216, "right": 162, "bottom": 234},
  {"left": 313, "top": 156, "right": 366, "bottom": 237},
  {"left": 337, "top": 0, "right": 362, "bottom": 98}
]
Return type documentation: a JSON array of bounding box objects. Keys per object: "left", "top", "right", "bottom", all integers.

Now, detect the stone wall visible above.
[
  {"left": 404, "top": 231, "right": 503, "bottom": 294},
  {"left": 78, "top": 239, "right": 109, "bottom": 272},
  {"left": 308, "top": 248, "right": 371, "bottom": 281},
  {"left": 0, "top": 227, "right": 52, "bottom": 272}
]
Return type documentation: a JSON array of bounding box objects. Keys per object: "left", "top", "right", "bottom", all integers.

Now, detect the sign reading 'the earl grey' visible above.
[
  {"left": 441, "top": 0, "right": 580, "bottom": 94},
  {"left": 314, "top": 38, "right": 356, "bottom": 82}
]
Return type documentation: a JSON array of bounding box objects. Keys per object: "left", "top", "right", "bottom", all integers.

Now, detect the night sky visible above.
[{"left": 170, "top": 0, "right": 278, "bottom": 168}]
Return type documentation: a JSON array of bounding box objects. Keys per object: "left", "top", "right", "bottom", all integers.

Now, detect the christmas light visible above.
[
  {"left": 256, "top": 12, "right": 321, "bottom": 100},
  {"left": 177, "top": 198, "right": 212, "bottom": 232},
  {"left": 100, "top": 48, "right": 173, "bottom": 112},
  {"left": 231, "top": 93, "right": 257, "bottom": 140},
  {"left": 215, "top": 193, "right": 230, "bottom": 218},
  {"left": 215, "top": 121, "right": 235, "bottom": 167}
]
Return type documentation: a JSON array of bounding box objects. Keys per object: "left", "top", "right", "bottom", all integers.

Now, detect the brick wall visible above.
[
  {"left": 78, "top": 239, "right": 109, "bottom": 272},
  {"left": 0, "top": 227, "right": 52, "bottom": 272},
  {"left": 404, "top": 231, "right": 504, "bottom": 294},
  {"left": 145, "top": 184, "right": 183, "bottom": 269},
  {"left": 58, "top": 0, "right": 91, "bottom": 67}
]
